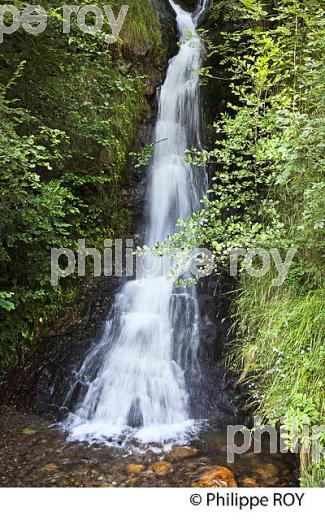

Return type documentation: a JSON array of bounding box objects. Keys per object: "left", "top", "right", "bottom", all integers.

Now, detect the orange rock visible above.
[
  {"left": 126, "top": 464, "right": 145, "bottom": 474},
  {"left": 125, "top": 477, "right": 138, "bottom": 486},
  {"left": 151, "top": 461, "right": 173, "bottom": 475},
  {"left": 170, "top": 446, "right": 198, "bottom": 459},
  {"left": 241, "top": 476, "right": 259, "bottom": 487},
  {"left": 192, "top": 466, "right": 237, "bottom": 487}
]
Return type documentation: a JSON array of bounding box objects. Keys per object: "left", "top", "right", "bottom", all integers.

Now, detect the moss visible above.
[
  {"left": 0, "top": 0, "right": 169, "bottom": 373},
  {"left": 117, "top": 0, "right": 162, "bottom": 58}
]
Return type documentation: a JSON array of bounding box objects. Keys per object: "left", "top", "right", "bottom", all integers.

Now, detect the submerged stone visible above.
[
  {"left": 151, "top": 461, "right": 173, "bottom": 475},
  {"left": 126, "top": 464, "right": 145, "bottom": 474},
  {"left": 170, "top": 446, "right": 199, "bottom": 459},
  {"left": 241, "top": 476, "right": 259, "bottom": 487},
  {"left": 192, "top": 466, "right": 237, "bottom": 488}
]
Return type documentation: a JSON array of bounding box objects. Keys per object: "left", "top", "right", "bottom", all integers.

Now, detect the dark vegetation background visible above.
[{"left": 0, "top": 0, "right": 176, "bottom": 370}]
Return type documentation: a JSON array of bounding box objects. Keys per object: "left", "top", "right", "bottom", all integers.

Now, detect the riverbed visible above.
[{"left": 0, "top": 409, "right": 298, "bottom": 487}]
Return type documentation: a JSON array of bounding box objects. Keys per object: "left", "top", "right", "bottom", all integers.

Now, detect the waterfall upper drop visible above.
[{"left": 63, "top": 0, "right": 209, "bottom": 446}]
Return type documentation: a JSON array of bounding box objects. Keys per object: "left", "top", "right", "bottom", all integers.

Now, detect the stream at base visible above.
[{"left": 0, "top": 410, "right": 298, "bottom": 487}]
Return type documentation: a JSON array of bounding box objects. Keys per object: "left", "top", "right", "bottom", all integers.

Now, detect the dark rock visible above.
[{"left": 174, "top": 1, "right": 197, "bottom": 11}]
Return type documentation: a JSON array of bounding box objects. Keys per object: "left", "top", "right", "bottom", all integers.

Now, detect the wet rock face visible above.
[
  {"left": 187, "top": 274, "right": 242, "bottom": 427},
  {"left": 152, "top": 0, "right": 178, "bottom": 57},
  {"left": 173, "top": 0, "right": 198, "bottom": 11}
]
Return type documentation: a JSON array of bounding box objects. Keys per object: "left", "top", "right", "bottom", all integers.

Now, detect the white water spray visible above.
[{"left": 63, "top": 0, "right": 209, "bottom": 446}]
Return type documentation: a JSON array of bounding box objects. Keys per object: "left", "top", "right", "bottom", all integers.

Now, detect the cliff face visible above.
[
  {"left": 151, "top": 0, "right": 178, "bottom": 57},
  {"left": 173, "top": 0, "right": 198, "bottom": 10}
]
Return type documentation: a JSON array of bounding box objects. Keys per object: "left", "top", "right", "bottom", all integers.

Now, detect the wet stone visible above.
[
  {"left": 169, "top": 446, "right": 199, "bottom": 459},
  {"left": 192, "top": 466, "right": 237, "bottom": 488},
  {"left": 126, "top": 464, "right": 145, "bottom": 474},
  {"left": 240, "top": 476, "right": 259, "bottom": 487},
  {"left": 151, "top": 461, "right": 173, "bottom": 475}
]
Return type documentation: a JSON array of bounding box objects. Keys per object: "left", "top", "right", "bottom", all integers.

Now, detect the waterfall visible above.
[{"left": 63, "top": 0, "right": 209, "bottom": 446}]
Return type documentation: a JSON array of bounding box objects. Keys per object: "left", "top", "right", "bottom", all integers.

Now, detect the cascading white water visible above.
[{"left": 63, "top": 0, "right": 209, "bottom": 446}]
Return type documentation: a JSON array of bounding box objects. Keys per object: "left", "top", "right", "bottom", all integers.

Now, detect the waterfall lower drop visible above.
[{"left": 63, "top": 0, "right": 210, "bottom": 448}]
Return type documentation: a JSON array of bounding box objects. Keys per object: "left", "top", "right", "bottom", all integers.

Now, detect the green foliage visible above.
[
  {"left": 130, "top": 143, "right": 156, "bottom": 169},
  {"left": 130, "top": 139, "right": 168, "bottom": 169},
  {"left": 0, "top": 0, "right": 163, "bottom": 372},
  {"left": 0, "top": 292, "right": 15, "bottom": 311},
  {"left": 232, "top": 275, "right": 325, "bottom": 486},
  {"left": 163, "top": 0, "right": 325, "bottom": 485}
]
